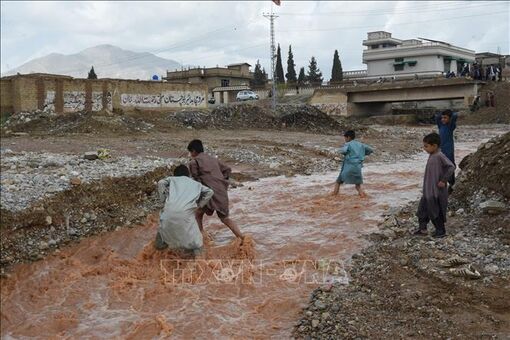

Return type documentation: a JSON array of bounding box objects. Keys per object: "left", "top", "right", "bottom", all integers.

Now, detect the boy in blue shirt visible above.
[
  {"left": 436, "top": 109, "right": 458, "bottom": 193},
  {"left": 332, "top": 130, "right": 373, "bottom": 197}
]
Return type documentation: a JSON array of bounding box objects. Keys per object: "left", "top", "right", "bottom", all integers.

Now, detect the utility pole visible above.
[{"left": 263, "top": 10, "right": 278, "bottom": 111}]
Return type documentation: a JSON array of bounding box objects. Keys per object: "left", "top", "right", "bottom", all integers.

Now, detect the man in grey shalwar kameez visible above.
[
  {"left": 155, "top": 165, "right": 214, "bottom": 253},
  {"left": 415, "top": 133, "right": 455, "bottom": 238}
]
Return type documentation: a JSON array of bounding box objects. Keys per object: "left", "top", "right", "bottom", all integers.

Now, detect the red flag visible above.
[{"left": 272, "top": 0, "right": 281, "bottom": 5}]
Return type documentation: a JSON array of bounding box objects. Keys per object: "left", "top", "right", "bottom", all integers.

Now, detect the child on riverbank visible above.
[
  {"left": 414, "top": 133, "right": 455, "bottom": 238},
  {"left": 436, "top": 109, "right": 458, "bottom": 193},
  {"left": 187, "top": 139, "right": 244, "bottom": 240},
  {"left": 155, "top": 165, "right": 214, "bottom": 255},
  {"left": 332, "top": 130, "right": 373, "bottom": 197}
]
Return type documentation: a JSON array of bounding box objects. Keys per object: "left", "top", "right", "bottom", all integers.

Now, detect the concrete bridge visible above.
[{"left": 310, "top": 78, "right": 483, "bottom": 116}]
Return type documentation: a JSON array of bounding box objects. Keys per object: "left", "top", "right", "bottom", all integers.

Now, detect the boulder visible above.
[{"left": 479, "top": 200, "right": 507, "bottom": 215}]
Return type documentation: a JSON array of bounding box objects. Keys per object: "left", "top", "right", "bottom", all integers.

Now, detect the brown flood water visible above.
[{"left": 0, "top": 143, "right": 477, "bottom": 339}]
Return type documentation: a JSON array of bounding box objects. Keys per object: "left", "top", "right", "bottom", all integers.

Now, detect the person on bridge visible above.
[
  {"left": 414, "top": 133, "right": 455, "bottom": 238},
  {"left": 155, "top": 165, "right": 214, "bottom": 256},
  {"left": 187, "top": 139, "right": 244, "bottom": 241},
  {"left": 332, "top": 130, "right": 373, "bottom": 197},
  {"left": 436, "top": 109, "right": 458, "bottom": 193}
]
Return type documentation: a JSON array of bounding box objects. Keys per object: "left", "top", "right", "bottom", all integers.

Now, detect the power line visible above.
[
  {"left": 277, "top": 1, "right": 497, "bottom": 16},
  {"left": 280, "top": 11, "right": 508, "bottom": 32}
]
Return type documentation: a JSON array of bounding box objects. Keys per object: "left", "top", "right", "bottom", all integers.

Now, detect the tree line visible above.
[{"left": 251, "top": 44, "right": 343, "bottom": 88}]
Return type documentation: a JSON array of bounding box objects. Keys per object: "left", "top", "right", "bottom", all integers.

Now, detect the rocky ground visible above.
[{"left": 294, "top": 132, "right": 510, "bottom": 339}]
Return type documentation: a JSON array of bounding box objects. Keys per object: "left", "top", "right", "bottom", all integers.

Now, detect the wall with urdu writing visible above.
[{"left": 0, "top": 74, "right": 208, "bottom": 114}]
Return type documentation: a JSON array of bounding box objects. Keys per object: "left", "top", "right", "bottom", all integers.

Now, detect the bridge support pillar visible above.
[{"left": 346, "top": 102, "right": 392, "bottom": 117}]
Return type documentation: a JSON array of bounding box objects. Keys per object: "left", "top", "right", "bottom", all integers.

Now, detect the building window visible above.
[
  {"left": 221, "top": 79, "right": 230, "bottom": 87},
  {"left": 394, "top": 64, "right": 404, "bottom": 71}
]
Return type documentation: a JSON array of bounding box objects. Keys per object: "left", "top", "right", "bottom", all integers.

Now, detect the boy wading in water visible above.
[
  {"left": 436, "top": 109, "right": 458, "bottom": 193},
  {"left": 187, "top": 139, "right": 244, "bottom": 240},
  {"left": 414, "top": 133, "right": 455, "bottom": 238},
  {"left": 332, "top": 130, "right": 373, "bottom": 197},
  {"left": 155, "top": 165, "right": 214, "bottom": 256}
]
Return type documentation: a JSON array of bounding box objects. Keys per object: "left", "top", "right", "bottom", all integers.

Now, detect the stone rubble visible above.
[{"left": 0, "top": 148, "right": 177, "bottom": 212}]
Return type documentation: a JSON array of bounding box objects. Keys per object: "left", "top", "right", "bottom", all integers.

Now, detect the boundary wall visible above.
[{"left": 0, "top": 73, "right": 208, "bottom": 114}]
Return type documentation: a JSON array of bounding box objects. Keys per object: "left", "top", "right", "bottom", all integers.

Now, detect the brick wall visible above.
[{"left": 0, "top": 74, "right": 208, "bottom": 114}]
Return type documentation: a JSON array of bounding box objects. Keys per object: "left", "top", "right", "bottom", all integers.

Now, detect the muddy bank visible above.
[
  {"left": 294, "top": 133, "right": 510, "bottom": 339},
  {"left": 0, "top": 165, "right": 173, "bottom": 270}
]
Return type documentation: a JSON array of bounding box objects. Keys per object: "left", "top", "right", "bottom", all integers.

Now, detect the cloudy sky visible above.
[{"left": 1, "top": 1, "right": 509, "bottom": 78}]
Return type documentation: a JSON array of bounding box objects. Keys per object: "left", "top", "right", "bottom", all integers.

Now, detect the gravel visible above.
[{"left": 0, "top": 148, "right": 177, "bottom": 212}]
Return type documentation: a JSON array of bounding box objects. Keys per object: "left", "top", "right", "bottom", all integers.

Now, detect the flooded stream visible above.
[{"left": 0, "top": 141, "right": 485, "bottom": 338}]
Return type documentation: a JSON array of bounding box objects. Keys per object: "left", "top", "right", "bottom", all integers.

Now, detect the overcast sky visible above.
[{"left": 1, "top": 1, "right": 509, "bottom": 78}]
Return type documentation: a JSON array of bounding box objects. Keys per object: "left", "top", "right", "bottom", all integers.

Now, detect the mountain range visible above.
[{"left": 2, "top": 45, "right": 181, "bottom": 80}]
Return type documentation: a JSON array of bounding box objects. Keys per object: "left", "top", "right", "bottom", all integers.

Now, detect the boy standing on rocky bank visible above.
[
  {"left": 414, "top": 133, "right": 455, "bottom": 238},
  {"left": 187, "top": 139, "right": 244, "bottom": 240},
  {"left": 436, "top": 109, "right": 458, "bottom": 193}
]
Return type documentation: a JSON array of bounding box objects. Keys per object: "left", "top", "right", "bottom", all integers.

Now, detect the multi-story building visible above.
[
  {"left": 164, "top": 63, "right": 253, "bottom": 91},
  {"left": 361, "top": 31, "right": 475, "bottom": 79},
  {"left": 164, "top": 63, "right": 255, "bottom": 104}
]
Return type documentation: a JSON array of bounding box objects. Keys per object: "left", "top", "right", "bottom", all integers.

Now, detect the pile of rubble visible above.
[
  {"left": 171, "top": 104, "right": 347, "bottom": 133},
  {"left": 0, "top": 149, "right": 176, "bottom": 212},
  {"left": 455, "top": 131, "right": 510, "bottom": 200},
  {"left": 275, "top": 105, "right": 344, "bottom": 133},
  {"left": 2, "top": 111, "right": 154, "bottom": 135}
]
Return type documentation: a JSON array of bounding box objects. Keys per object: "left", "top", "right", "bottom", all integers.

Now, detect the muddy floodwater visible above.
[{"left": 0, "top": 142, "right": 480, "bottom": 338}]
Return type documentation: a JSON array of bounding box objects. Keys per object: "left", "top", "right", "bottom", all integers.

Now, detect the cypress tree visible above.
[
  {"left": 251, "top": 60, "right": 267, "bottom": 87},
  {"left": 330, "top": 50, "right": 343, "bottom": 83},
  {"left": 275, "top": 44, "right": 285, "bottom": 84},
  {"left": 306, "top": 56, "right": 323, "bottom": 86},
  {"left": 285, "top": 45, "right": 297, "bottom": 84},
  {"left": 87, "top": 66, "right": 98, "bottom": 79},
  {"left": 298, "top": 67, "right": 306, "bottom": 84}
]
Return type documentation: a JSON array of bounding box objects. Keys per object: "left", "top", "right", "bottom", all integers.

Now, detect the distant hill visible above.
[{"left": 2, "top": 44, "right": 181, "bottom": 80}]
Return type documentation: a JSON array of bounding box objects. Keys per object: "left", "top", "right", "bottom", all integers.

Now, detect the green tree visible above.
[
  {"left": 87, "top": 66, "right": 98, "bottom": 79},
  {"left": 297, "top": 67, "right": 306, "bottom": 84},
  {"left": 306, "top": 56, "right": 323, "bottom": 86},
  {"left": 285, "top": 45, "right": 297, "bottom": 84},
  {"left": 275, "top": 44, "right": 285, "bottom": 84},
  {"left": 330, "top": 49, "right": 343, "bottom": 83},
  {"left": 251, "top": 60, "right": 267, "bottom": 87}
]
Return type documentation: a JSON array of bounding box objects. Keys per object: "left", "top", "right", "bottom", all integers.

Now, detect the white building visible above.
[{"left": 362, "top": 31, "right": 475, "bottom": 79}]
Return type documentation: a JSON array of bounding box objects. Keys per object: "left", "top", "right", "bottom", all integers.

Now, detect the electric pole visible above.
[{"left": 263, "top": 10, "right": 278, "bottom": 111}]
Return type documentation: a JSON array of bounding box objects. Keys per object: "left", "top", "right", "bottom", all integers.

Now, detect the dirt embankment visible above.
[
  {"left": 294, "top": 132, "right": 510, "bottom": 339},
  {"left": 1, "top": 166, "right": 172, "bottom": 270},
  {"left": 460, "top": 81, "right": 510, "bottom": 125}
]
